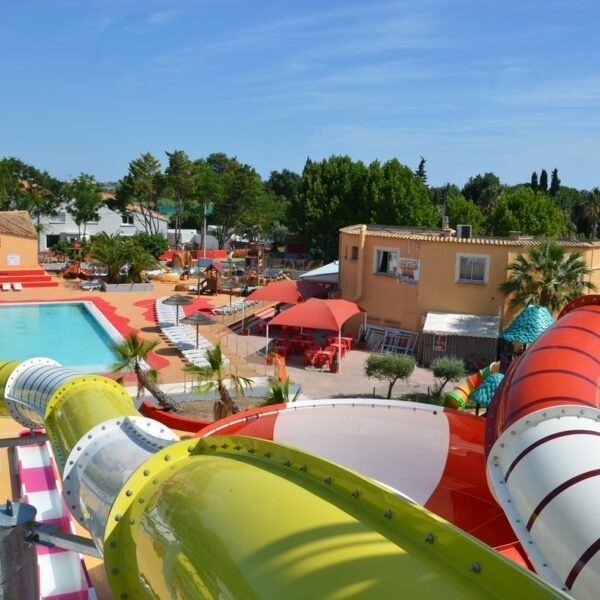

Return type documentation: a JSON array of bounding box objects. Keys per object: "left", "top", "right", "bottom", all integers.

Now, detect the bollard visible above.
[{"left": 0, "top": 501, "right": 39, "bottom": 600}]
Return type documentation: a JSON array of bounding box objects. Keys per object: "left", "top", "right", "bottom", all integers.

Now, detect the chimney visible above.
[{"left": 441, "top": 215, "right": 454, "bottom": 238}]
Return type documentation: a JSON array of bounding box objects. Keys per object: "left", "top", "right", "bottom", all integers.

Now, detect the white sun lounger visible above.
[
  {"left": 12, "top": 282, "right": 23, "bottom": 291},
  {"left": 1, "top": 283, "right": 11, "bottom": 291}
]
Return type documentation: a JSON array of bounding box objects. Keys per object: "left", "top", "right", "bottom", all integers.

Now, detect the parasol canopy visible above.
[
  {"left": 245, "top": 279, "right": 323, "bottom": 305},
  {"left": 268, "top": 298, "right": 363, "bottom": 331},
  {"left": 162, "top": 294, "right": 193, "bottom": 325},
  {"left": 179, "top": 311, "right": 215, "bottom": 349}
]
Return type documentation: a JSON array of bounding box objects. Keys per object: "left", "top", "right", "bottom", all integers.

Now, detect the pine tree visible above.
[
  {"left": 539, "top": 169, "right": 548, "bottom": 192},
  {"left": 550, "top": 168, "right": 561, "bottom": 195},
  {"left": 415, "top": 156, "right": 427, "bottom": 184},
  {"left": 530, "top": 171, "right": 539, "bottom": 192}
]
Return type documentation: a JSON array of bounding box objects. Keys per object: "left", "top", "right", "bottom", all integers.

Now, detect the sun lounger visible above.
[
  {"left": 12, "top": 282, "right": 23, "bottom": 291},
  {"left": 1, "top": 283, "right": 10, "bottom": 291}
]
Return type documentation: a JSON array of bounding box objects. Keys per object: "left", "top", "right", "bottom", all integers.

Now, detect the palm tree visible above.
[
  {"left": 581, "top": 188, "right": 600, "bottom": 239},
  {"left": 89, "top": 232, "right": 158, "bottom": 283},
  {"left": 261, "top": 377, "right": 300, "bottom": 406},
  {"left": 499, "top": 239, "right": 596, "bottom": 312},
  {"left": 111, "top": 333, "right": 181, "bottom": 413},
  {"left": 185, "top": 343, "right": 253, "bottom": 420}
]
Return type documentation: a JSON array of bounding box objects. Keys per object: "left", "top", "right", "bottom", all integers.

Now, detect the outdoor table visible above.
[
  {"left": 304, "top": 346, "right": 320, "bottom": 366},
  {"left": 312, "top": 347, "right": 335, "bottom": 369},
  {"left": 326, "top": 336, "right": 352, "bottom": 354},
  {"left": 273, "top": 340, "right": 292, "bottom": 358}
]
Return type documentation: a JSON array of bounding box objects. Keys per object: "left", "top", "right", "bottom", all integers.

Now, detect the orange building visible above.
[
  {"left": 0, "top": 211, "right": 39, "bottom": 270},
  {"left": 339, "top": 224, "right": 600, "bottom": 357}
]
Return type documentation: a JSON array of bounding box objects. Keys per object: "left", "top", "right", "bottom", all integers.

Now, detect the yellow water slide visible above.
[{"left": 0, "top": 358, "right": 565, "bottom": 599}]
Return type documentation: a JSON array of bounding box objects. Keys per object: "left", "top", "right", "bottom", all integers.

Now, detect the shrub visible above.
[
  {"left": 365, "top": 353, "right": 416, "bottom": 399},
  {"left": 431, "top": 356, "right": 466, "bottom": 395},
  {"left": 133, "top": 232, "right": 169, "bottom": 258}
]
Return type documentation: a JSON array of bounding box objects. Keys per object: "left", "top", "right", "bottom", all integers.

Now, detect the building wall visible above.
[
  {"left": 39, "top": 206, "right": 169, "bottom": 251},
  {"left": 0, "top": 234, "right": 39, "bottom": 269},
  {"left": 340, "top": 229, "right": 600, "bottom": 336}
]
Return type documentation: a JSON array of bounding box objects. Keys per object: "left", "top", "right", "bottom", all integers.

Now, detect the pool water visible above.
[{"left": 0, "top": 302, "right": 121, "bottom": 372}]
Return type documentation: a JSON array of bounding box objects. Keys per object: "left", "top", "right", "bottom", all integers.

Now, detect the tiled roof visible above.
[
  {"left": 470, "top": 373, "right": 504, "bottom": 408},
  {"left": 0, "top": 211, "right": 37, "bottom": 239},
  {"left": 501, "top": 305, "right": 555, "bottom": 344},
  {"left": 339, "top": 224, "right": 600, "bottom": 248}
]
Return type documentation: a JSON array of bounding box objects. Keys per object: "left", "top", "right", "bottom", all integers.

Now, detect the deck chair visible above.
[
  {"left": 12, "top": 282, "right": 23, "bottom": 291},
  {"left": 1, "top": 283, "right": 10, "bottom": 291}
]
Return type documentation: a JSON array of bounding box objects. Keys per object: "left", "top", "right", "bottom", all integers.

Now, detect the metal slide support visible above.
[{"left": 0, "top": 501, "right": 39, "bottom": 600}]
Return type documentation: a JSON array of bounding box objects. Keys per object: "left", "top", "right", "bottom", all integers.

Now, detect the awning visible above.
[
  {"left": 423, "top": 312, "right": 500, "bottom": 339},
  {"left": 299, "top": 261, "right": 339, "bottom": 284}
]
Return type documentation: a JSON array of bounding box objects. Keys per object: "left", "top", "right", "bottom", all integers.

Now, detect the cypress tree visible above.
[
  {"left": 539, "top": 169, "right": 548, "bottom": 192},
  {"left": 550, "top": 168, "right": 561, "bottom": 195},
  {"left": 530, "top": 171, "right": 539, "bottom": 192},
  {"left": 415, "top": 156, "right": 427, "bottom": 184}
]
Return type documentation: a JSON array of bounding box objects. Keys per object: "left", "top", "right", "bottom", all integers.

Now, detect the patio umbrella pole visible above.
[
  {"left": 266, "top": 324, "right": 270, "bottom": 363},
  {"left": 338, "top": 328, "right": 342, "bottom": 374}
]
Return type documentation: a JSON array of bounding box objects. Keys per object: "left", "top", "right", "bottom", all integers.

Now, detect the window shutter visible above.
[
  {"left": 459, "top": 257, "right": 472, "bottom": 280},
  {"left": 471, "top": 259, "right": 485, "bottom": 281}
]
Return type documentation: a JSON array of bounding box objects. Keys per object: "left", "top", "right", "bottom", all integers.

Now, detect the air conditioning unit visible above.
[{"left": 457, "top": 224, "right": 472, "bottom": 239}]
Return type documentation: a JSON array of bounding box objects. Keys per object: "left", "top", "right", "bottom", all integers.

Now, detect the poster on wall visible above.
[
  {"left": 433, "top": 335, "right": 447, "bottom": 352},
  {"left": 7, "top": 255, "right": 20, "bottom": 266},
  {"left": 395, "top": 257, "right": 420, "bottom": 285}
]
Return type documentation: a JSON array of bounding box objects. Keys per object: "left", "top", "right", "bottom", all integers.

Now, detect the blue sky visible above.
[{"left": 1, "top": 0, "right": 599, "bottom": 189}]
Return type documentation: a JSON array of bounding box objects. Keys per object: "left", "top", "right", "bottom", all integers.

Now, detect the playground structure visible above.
[{"left": 1, "top": 296, "right": 600, "bottom": 597}]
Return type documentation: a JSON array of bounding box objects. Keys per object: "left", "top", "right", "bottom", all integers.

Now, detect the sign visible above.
[
  {"left": 395, "top": 257, "right": 420, "bottom": 285},
  {"left": 433, "top": 335, "right": 447, "bottom": 352},
  {"left": 7, "top": 255, "right": 20, "bottom": 266}
]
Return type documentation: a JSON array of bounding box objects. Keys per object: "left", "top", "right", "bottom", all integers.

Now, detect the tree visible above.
[
  {"left": 115, "top": 153, "right": 165, "bottom": 234},
  {"left": 550, "top": 168, "right": 560, "bottom": 196},
  {"left": 364, "top": 353, "right": 416, "bottom": 399},
  {"left": 580, "top": 188, "right": 600, "bottom": 239},
  {"left": 89, "top": 232, "right": 158, "bottom": 283},
  {"left": 111, "top": 333, "right": 181, "bottom": 412},
  {"left": 64, "top": 173, "right": 105, "bottom": 241},
  {"left": 539, "top": 169, "right": 548, "bottom": 193},
  {"left": 431, "top": 356, "right": 466, "bottom": 395},
  {"left": 462, "top": 173, "right": 503, "bottom": 213},
  {"left": 445, "top": 195, "right": 485, "bottom": 233},
  {"left": 134, "top": 232, "right": 169, "bottom": 258},
  {"left": 487, "top": 187, "right": 566, "bottom": 237},
  {"left": 499, "top": 238, "right": 597, "bottom": 312},
  {"left": 184, "top": 343, "right": 253, "bottom": 420},
  {"left": 530, "top": 172, "right": 539, "bottom": 192},
  {"left": 0, "top": 157, "right": 64, "bottom": 245},
  {"left": 165, "top": 150, "right": 194, "bottom": 249},
  {"left": 414, "top": 156, "right": 427, "bottom": 184}
]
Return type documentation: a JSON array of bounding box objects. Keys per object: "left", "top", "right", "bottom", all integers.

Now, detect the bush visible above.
[
  {"left": 133, "top": 233, "right": 169, "bottom": 258},
  {"left": 431, "top": 356, "right": 466, "bottom": 395},
  {"left": 365, "top": 353, "right": 416, "bottom": 399}
]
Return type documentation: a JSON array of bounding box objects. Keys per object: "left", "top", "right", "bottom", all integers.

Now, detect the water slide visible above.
[
  {"left": 15, "top": 436, "right": 97, "bottom": 599},
  {"left": 485, "top": 295, "right": 600, "bottom": 599},
  {"left": 0, "top": 359, "right": 563, "bottom": 598}
]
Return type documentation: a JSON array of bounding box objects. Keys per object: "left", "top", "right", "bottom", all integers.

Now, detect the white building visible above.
[{"left": 39, "top": 203, "right": 170, "bottom": 251}]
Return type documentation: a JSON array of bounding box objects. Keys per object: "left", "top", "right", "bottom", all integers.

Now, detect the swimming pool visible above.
[{"left": 0, "top": 302, "right": 124, "bottom": 372}]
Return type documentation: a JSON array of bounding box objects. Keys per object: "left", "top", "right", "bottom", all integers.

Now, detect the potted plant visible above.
[
  {"left": 329, "top": 351, "right": 340, "bottom": 373},
  {"left": 242, "top": 317, "right": 251, "bottom": 336},
  {"left": 266, "top": 351, "right": 278, "bottom": 366}
]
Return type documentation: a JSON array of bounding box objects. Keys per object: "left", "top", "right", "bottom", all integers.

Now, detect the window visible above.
[
  {"left": 456, "top": 253, "right": 489, "bottom": 284},
  {"left": 374, "top": 249, "right": 399, "bottom": 275},
  {"left": 351, "top": 246, "right": 359, "bottom": 260},
  {"left": 50, "top": 212, "right": 66, "bottom": 224},
  {"left": 121, "top": 214, "right": 135, "bottom": 226}
]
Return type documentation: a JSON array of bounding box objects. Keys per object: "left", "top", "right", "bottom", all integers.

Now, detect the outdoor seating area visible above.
[{"left": 155, "top": 298, "right": 228, "bottom": 368}]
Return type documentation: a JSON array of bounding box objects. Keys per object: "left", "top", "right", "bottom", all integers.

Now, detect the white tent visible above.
[{"left": 299, "top": 260, "right": 339, "bottom": 284}]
